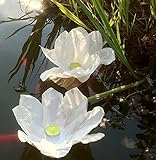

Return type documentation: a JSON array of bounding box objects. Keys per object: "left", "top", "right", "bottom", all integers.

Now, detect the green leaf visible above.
[{"left": 51, "top": 0, "right": 91, "bottom": 31}]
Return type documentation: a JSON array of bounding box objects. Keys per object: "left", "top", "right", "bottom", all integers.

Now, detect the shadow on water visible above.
[{"left": 21, "top": 143, "right": 94, "bottom": 160}]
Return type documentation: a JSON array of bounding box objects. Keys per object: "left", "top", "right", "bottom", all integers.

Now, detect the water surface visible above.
[{"left": 0, "top": 1, "right": 155, "bottom": 160}]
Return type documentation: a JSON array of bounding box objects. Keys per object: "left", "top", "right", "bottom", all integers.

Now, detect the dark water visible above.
[{"left": 0, "top": 1, "right": 155, "bottom": 160}]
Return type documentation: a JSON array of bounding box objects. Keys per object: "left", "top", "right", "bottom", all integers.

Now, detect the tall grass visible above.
[
  {"left": 150, "top": 0, "right": 156, "bottom": 19},
  {"left": 68, "top": 0, "right": 79, "bottom": 16},
  {"left": 75, "top": 0, "right": 138, "bottom": 79},
  {"left": 109, "top": 0, "right": 130, "bottom": 44},
  {"left": 118, "top": 0, "right": 130, "bottom": 33},
  {"left": 51, "top": 0, "right": 91, "bottom": 31}
]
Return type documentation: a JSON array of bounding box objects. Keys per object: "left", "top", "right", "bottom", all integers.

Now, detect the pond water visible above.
[{"left": 0, "top": 1, "right": 156, "bottom": 160}]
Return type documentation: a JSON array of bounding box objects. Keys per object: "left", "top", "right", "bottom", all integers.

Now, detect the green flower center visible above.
[
  {"left": 69, "top": 62, "right": 81, "bottom": 70},
  {"left": 45, "top": 124, "right": 60, "bottom": 136}
]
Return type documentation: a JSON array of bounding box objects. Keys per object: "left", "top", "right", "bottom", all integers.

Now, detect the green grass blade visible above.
[
  {"left": 88, "top": 79, "right": 145, "bottom": 103},
  {"left": 90, "top": 0, "right": 138, "bottom": 79},
  {"left": 51, "top": 0, "right": 91, "bottom": 31},
  {"left": 75, "top": 0, "right": 123, "bottom": 60},
  {"left": 91, "top": 0, "right": 124, "bottom": 56}
]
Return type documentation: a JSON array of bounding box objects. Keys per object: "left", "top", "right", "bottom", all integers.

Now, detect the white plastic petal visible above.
[
  {"left": 70, "top": 107, "right": 104, "bottom": 143},
  {"left": 40, "top": 46, "right": 69, "bottom": 69},
  {"left": 18, "top": 130, "right": 28, "bottom": 143},
  {"left": 64, "top": 28, "right": 89, "bottom": 64},
  {"left": 40, "top": 46, "right": 50, "bottom": 53},
  {"left": 64, "top": 106, "right": 104, "bottom": 143},
  {"left": 40, "top": 67, "right": 64, "bottom": 81},
  {"left": 59, "top": 88, "right": 88, "bottom": 126},
  {"left": 13, "top": 106, "right": 44, "bottom": 140},
  {"left": 75, "top": 54, "right": 100, "bottom": 83},
  {"left": 82, "top": 53, "right": 100, "bottom": 70},
  {"left": 63, "top": 87, "right": 88, "bottom": 110},
  {"left": 72, "top": 27, "right": 88, "bottom": 36},
  {"left": 96, "top": 47, "right": 116, "bottom": 65},
  {"left": 19, "top": 95, "right": 43, "bottom": 124},
  {"left": 42, "top": 88, "right": 63, "bottom": 126},
  {"left": 17, "top": 130, "right": 40, "bottom": 148},
  {"left": 54, "top": 30, "right": 68, "bottom": 49},
  {"left": 40, "top": 139, "right": 72, "bottom": 158},
  {"left": 13, "top": 95, "right": 43, "bottom": 127},
  {"left": 43, "top": 66, "right": 96, "bottom": 83},
  {"left": 88, "top": 31, "right": 103, "bottom": 54},
  {"left": 80, "top": 133, "right": 105, "bottom": 144}
]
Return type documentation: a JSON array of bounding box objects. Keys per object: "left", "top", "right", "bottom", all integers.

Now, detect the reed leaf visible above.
[
  {"left": 51, "top": 0, "right": 91, "bottom": 31},
  {"left": 76, "top": 0, "right": 138, "bottom": 79},
  {"left": 88, "top": 79, "right": 144, "bottom": 103},
  {"left": 150, "top": 0, "right": 156, "bottom": 19}
]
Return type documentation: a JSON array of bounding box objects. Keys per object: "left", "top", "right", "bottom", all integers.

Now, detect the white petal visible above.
[
  {"left": 43, "top": 67, "right": 91, "bottom": 83},
  {"left": 82, "top": 53, "right": 100, "bottom": 70},
  {"left": 64, "top": 106, "right": 104, "bottom": 144},
  {"left": 17, "top": 130, "right": 42, "bottom": 149},
  {"left": 72, "top": 27, "right": 88, "bottom": 36},
  {"left": 63, "top": 87, "right": 87, "bottom": 111},
  {"left": 60, "top": 54, "right": 100, "bottom": 83},
  {"left": 75, "top": 54, "right": 100, "bottom": 82},
  {"left": 71, "top": 107, "right": 104, "bottom": 142},
  {"left": 40, "top": 46, "right": 50, "bottom": 53},
  {"left": 88, "top": 31, "right": 103, "bottom": 54},
  {"left": 40, "top": 67, "right": 64, "bottom": 81},
  {"left": 64, "top": 28, "right": 89, "bottom": 64},
  {"left": 19, "top": 95, "right": 43, "bottom": 125},
  {"left": 80, "top": 133, "right": 105, "bottom": 144},
  {"left": 59, "top": 88, "right": 88, "bottom": 126},
  {"left": 42, "top": 87, "right": 63, "bottom": 126},
  {"left": 40, "top": 139, "right": 71, "bottom": 158},
  {"left": 54, "top": 31, "right": 76, "bottom": 65},
  {"left": 96, "top": 47, "right": 116, "bottom": 65},
  {"left": 40, "top": 46, "right": 69, "bottom": 69},
  {"left": 13, "top": 104, "right": 44, "bottom": 140},
  {"left": 12, "top": 95, "right": 44, "bottom": 136},
  {"left": 18, "top": 130, "right": 28, "bottom": 142},
  {"left": 54, "top": 30, "right": 68, "bottom": 49}
]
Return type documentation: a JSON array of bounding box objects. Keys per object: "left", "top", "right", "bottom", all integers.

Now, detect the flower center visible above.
[
  {"left": 69, "top": 62, "right": 81, "bottom": 69},
  {"left": 45, "top": 124, "right": 60, "bottom": 136}
]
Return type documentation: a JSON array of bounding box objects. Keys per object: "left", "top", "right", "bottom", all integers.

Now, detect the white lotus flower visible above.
[
  {"left": 40, "top": 27, "right": 115, "bottom": 83},
  {"left": 12, "top": 87, "right": 105, "bottom": 158}
]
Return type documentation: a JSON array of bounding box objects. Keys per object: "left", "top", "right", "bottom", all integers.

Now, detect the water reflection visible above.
[
  {"left": 5, "top": 0, "right": 77, "bottom": 91},
  {"left": 21, "top": 143, "right": 94, "bottom": 160}
]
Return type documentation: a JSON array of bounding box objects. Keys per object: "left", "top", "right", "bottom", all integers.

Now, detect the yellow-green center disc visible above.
[
  {"left": 45, "top": 124, "right": 60, "bottom": 136},
  {"left": 69, "top": 62, "right": 81, "bottom": 70}
]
